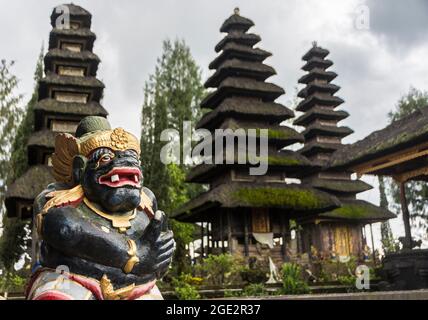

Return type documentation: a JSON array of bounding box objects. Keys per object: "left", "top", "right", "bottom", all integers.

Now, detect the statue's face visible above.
[{"left": 81, "top": 147, "right": 142, "bottom": 213}]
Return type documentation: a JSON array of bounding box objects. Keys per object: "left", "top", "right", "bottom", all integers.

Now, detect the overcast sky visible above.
[{"left": 2, "top": 0, "right": 428, "bottom": 247}]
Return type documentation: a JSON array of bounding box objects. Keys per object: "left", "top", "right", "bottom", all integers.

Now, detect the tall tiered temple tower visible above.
[
  {"left": 173, "top": 10, "right": 340, "bottom": 262},
  {"left": 293, "top": 43, "right": 394, "bottom": 259},
  {"left": 5, "top": 4, "right": 108, "bottom": 219}
]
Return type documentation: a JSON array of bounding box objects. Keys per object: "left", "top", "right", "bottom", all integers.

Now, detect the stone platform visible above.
[{"left": 236, "top": 289, "right": 428, "bottom": 300}]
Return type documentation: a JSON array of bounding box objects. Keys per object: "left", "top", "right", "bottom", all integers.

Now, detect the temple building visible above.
[
  {"left": 329, "top": 106, "right": 428, "bottom": 290},
  {"left": 173, "top": 9, "right": 342, "bottom": 263},
  {"left": 293, "top": 43, "right": 395, "bottom": 259},
  {"left": 5, "top": 4, "right": 108, "bottom": 219}
]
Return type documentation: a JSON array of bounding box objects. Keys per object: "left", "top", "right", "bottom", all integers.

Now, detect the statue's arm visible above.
[{"left": 40, "top": 206, "right": 131, "bottom": 270}]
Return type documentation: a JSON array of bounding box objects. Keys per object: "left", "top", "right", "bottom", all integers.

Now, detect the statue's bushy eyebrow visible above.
[{"left": 89, "top": 148, "right": 113, "bottom": 162}]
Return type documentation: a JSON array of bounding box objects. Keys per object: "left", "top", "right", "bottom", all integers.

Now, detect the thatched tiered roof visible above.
[
  {"left": 175, "top": 11, "right": 340, "bottom": 222},
  {"left": 5, "top": 4, "right": 108, "bottom": 218},
  {"left": 293, "top": 43, "right": 394, "bottom": 223}
]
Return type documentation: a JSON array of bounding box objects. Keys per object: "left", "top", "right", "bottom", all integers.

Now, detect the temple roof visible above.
[
  {"left": 5, "top": 165, "right": 55, "bottom": 217},
  {"left": 201, "top": 77, "right": 284, "bottom": 109},
  {"left": 172, "top": 182, "right": 341, "bottom": 221},
  {"left": 49, "top": 28, "right": 96, "bottom": 51},
  {"left": 319, "top": 199, "right": 396, "bottom": 222},
  {"left": 300, "top": 141, "right": 343, "bottom": 157},
  {"left": 215, "top": 33, "right": 261, "bottom": 53},
  {"left": 187, "top": 150, "right": 313, "bottom": 183},
  {"left": 305, "top": 177, "right": 373, "bottom": 194},
  {"left": 298, "top": 68, "right": 337, "bottom": 84},
  {"left": 34, "top": 99, "right": 108, "bottom": 117},
  {"left": 298, "top": 82, "right": 340, "bottom": 98},
  {"left": 197, "top": 97, "right": 294, "bottom": 129},
  {"left": 38, "top": 73, "right": 104, "bottom": 102},
  {"left": 302, "top": 57, "right": 333, "bottom": 71},
  {"left": 205, "top": 59, "right": 276, "bottom": 87},
  {"left": 50, "top": 4, "right": 92, "bottom": 28},
  {"left": 302, "top": 123, "right": 353, "bottom": 139},
  {"left": 329, "top": 105, "right": 428, "bottom": 168},
  {"left": 27, "top": 130, "right": 56, "bottom": 150},
  {"left": 209, "top": 43, "right": 271, "bottom": 70},
  {"left": 220, "top": 11, "right": 254, "bottom": 33},
  {"left": 44, "top": 49, "right": 100, "bottom": 76},
  {"left": 293, "top": 107, "right": 349, "bottom": 126},
  {"left": 296, "top": 94, "right": 344, "bottom": 112},
  {"left": 302, "top": 45, "right": 329, "bottom": 61}
]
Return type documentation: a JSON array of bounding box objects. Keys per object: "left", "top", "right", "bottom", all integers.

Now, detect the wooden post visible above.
[
  {"left": 369, "top": 224, "right": 376, "bottom": 263},
  {"left": 200, "top": 222, "right": 205, "bottom": 258},
  {"left": 244, "top": 212, "right": 249, "bottom": 257},
  {"left": 219, "top": 212, "right": 225, "bottom": 253},
  {"left": 280, "top": 215, "right": 287, "bottom": 259},
  {"left": 227, "top": 211, "right": 232, "bottom": 254},
  {"left": 400, "top": 181, "right": 413, "bottom": 249}
]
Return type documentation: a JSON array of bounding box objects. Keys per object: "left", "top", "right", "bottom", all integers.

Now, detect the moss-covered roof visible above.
[
  {"left": 319, "top": 199, "right": 395, "bottom": 222},
  {"left": 5, "top": 165, "right": 55, "bottom": 215},
  {"left": 205, "top": 59, "right": 276, "bottom": 87},
  {"left": 215, "top": 33, "right": 261, "bottom": 53},
  {"left": 201, "top": 77, "right": 284, "bottom": 109},
  {"left": 293, "top": 107, "right": 349, "bottom": 126},
  {"left": 27, "top": 130, "right": 56, "bottom": 149},
  {"left": 186, "top": 150, "right": 313, "bottom": 183},
  {"left": 197, "top": 97, "right": 293, "bottom": 128},
  {"left": 209, "top": 43, "right": 271, "bottom": 70},
  {"left": 329, "top": 105, "right": 428, "bottom": 168},
  {"left": 34, "top": 98, "right": 108, "bottom": 118},
  {"left": 220, "top": 13, "right": 254, "bottom": 33},
  {"left": 172, "top": 182, "right": 341, "bottom": 221},
  {"left": 305, "top": 177, "right": 373, "bottom": 194},
  {"left": 216, "top": 118, "right": 304, "bottom": 145}
]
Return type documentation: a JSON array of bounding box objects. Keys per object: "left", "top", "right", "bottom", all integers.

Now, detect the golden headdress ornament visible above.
[{"left": 52, "top": 117, "right": 140, "bottom": 185}]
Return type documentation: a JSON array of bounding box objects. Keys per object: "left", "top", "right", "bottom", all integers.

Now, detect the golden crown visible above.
[
  {"left": 79, "top": 128, "right": 141, "bottom": 157},
  {"left": 52, "top": 128, "right": 141, "bottom": 184}
]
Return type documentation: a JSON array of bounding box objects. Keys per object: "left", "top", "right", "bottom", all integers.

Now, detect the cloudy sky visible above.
[{"left": 1, "top": 0, "right": 428, "bottom": 247}]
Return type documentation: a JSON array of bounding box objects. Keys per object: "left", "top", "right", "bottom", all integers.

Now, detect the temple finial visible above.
[
  {"left": 234, "top": 7, "right": 240, "bottom": 15},
  {"left": 312, "top": 41, "right": 318, "bottom": 48}
]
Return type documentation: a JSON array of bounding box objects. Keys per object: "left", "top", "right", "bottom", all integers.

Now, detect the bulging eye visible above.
[{"left": 99, "top": 153, "right": 114, "bottom": 164}]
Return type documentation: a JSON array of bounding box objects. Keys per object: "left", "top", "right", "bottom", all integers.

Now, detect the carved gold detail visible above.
[
  {"left": 83, "top": 197, "right": 136, "bottom": 233},
  {"left": 123, "top": 239, "right": 139, "bottom": 274},
  {"left": 100, "top": 274, "right": 135, "bottom": 300}
]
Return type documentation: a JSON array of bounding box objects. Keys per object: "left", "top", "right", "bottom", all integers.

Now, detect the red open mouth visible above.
[{"left": 98, "top": 167, "right": 142, "bottom": 188}]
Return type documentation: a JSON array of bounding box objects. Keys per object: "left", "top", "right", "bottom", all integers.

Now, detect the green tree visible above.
[
  {"left": 378, "top": 176, "right": 396, "bottom": 253},
  {"left": 0, "top": 46, "right": 44, "bottom": 272},
  {"left": 386, "top": 87, "right": 428, "bottom": 235},
  {"left": 0, "top": 60, "right": 24, "bottom": 272},
  {"left": 140, "top": 39, "right": 205, "bottom": 275}
]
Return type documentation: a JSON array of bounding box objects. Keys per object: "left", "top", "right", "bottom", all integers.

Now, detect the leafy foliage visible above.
[
  {"left": 0, "top": 47, "right": 44, "bottom": 273},
  {"left": 279, "top": 263, "right": 310, "bottom": 295},
  {"left": 196, "top": 254, "right": 242, "bottom": 286},
  {"left": 386, "top": 87, "right": 428, "bottom": 235},
  {"left": 0, "top": 60, "right": 24, "bottom": 272},
  {"left": 171, "top": 273, "right": 201, "bottom": 300},
  {"left": 139, "top": 39, "right": 205, "bottom": 275}
]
